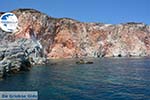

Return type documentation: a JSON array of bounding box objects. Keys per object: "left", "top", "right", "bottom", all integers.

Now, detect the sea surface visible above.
[{"left": 0, "top": 58, "right": 150, "bottom": 100}]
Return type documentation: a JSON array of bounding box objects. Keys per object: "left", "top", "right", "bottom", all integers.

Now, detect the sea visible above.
[{"left": 0, "top": 58, "right": 150, "bottom": 100}]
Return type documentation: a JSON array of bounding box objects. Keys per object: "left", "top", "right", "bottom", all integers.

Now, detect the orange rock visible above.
[{"left": 4, "top": 9, "right": 150, "bottom": 59}]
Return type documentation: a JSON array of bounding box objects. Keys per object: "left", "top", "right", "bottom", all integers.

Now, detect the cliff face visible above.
[{"left": 2, "top": 9, "right": 150, "bottom": 59}]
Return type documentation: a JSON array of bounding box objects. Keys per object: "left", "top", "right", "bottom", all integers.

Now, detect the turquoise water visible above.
[{"left": 0, "top": 58, "right": 150, "bottom": 100}]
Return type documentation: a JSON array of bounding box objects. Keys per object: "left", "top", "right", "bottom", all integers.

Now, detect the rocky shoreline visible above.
[
  {"left": 0, "top": 8, "right": 150, "bottom": 78},
  {"left": 0, "top": 30, "right": 47, "bottom": 78}
]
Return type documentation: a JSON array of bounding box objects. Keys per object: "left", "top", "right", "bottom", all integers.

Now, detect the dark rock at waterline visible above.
[{"left": 76, "top": 59, "right": 94, "bottom": 64}]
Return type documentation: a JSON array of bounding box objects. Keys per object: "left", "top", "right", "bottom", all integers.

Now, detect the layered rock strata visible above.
[{"left": 0, "top": 9, "right": 150, "bottom": 77}]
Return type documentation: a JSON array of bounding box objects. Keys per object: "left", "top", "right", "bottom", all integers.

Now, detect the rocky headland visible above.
[{"left": 0, "top": 8, "right": 150, "bottom": 78}]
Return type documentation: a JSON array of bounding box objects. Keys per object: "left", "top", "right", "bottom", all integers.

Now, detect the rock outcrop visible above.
[
  {"left": 5, "top": 8, "right": 149, "bottom": 59},
  {"left": 0, "top": 29, "right": 46, "bottom": 78},
  {"left": 0, "top": 8, "right": 150, "bottom": 77}
]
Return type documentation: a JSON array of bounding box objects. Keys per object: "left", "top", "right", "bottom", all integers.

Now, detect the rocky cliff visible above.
[
  {"left": 0, "top": 29, "right": 46, "bottom": 78},
  {"left": 1, "top": 8, "right": 150, "bottom": 60},
  {"left": 4, "top": 8, "right": 149, "bottom": 59},
  {"left": 1, "top": 8, "right": 150, "bottom": 77}
]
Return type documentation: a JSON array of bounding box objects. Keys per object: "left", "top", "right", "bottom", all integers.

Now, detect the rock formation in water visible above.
[
  {"left": 0, "top": 8, "right": 150, "bottom": 77},
  {"left": 0, "top": 29, "right": 46, "bottom": 78}
]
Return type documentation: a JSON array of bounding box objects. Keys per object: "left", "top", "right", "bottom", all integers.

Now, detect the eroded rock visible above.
[
  {"left": 5, "top": 9, "right": 149, "bottom": 59},
  {"left": 0, "top": 9, "right": 150, "bottom": 78}
]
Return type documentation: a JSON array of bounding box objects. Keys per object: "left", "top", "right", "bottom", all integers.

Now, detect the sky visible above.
[{"left": 0, "top": 0, "right": 149, "bottom": 24}]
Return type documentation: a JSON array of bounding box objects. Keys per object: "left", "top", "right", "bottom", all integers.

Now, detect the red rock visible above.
[{"left": 1, "top": 9, "right": 149, "bottom": 59}]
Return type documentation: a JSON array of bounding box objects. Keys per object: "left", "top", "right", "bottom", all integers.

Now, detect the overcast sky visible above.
[{"left": 0, "top": 0, "right": 149, "bottom": 24}]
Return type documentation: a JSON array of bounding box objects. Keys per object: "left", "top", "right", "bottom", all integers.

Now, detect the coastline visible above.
[{"left": 0, "top": 8, "right": 150, "bottom": 78}]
